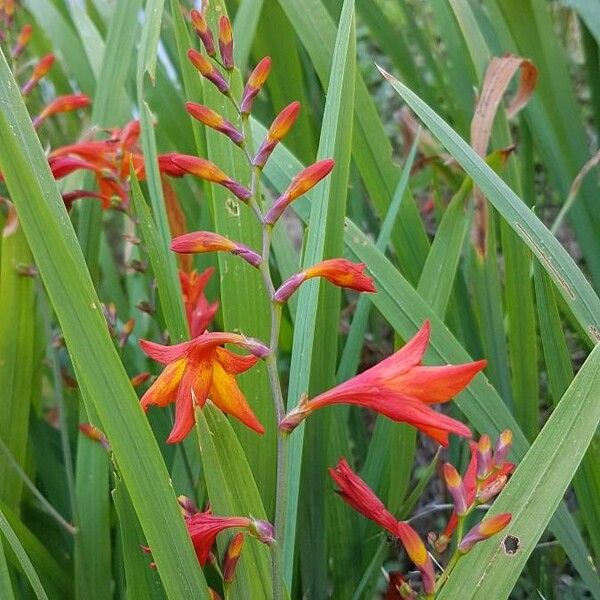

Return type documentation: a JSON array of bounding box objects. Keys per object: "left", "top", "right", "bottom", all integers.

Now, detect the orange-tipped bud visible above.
[
  {"left": 130, "top": 372, "right": 151, "bottom": 388},
  {"left": 477, "top": 434, "right": 493, "bottom": 479},
  {"left": 188, "top": 48, "right": 229, "bottom": 94},
  {"left": 443, "top": 463, "right": 468, "bottom": 516},
  {"left": 274, "top": 259, "right": 376, "bottom": 303},
  {"left": 240, "top": 57, "right": 271, "bottom": 115},
  {"left": 11, "top": 23, "right": 32, "bottom": 58},
  {"left": 79, "top": 423, "right": 110, "bottom": 450},
  {"left": 119, "top": 318, "right": 135, "bottom": 348},
  {"left": 218, "top": 16, "right": 234, "bottom": 70},
  {"left": 458, "top": 513, "right": 511, "bottom": 554},
  {"left": 223, "top": 533, "right": 244, "bottom": 583},
  {"left": 171, "top": 231, "right": 261, "bottom": 267},
  {"left": 21, "top": 54, "right": 55, "bottom": 95},
  {"left": 264, "top": 159, "right": 334, "bottom": 224},
  {"left": 170, "top": 154, "right": 251, "bottom": 201},
  {"left": 476, "top": 474, "right": 507, "bottom": 504},
  {"left": 32, "top": 94, "right": 91, "bottom": 127},
  {"left": 185, "top": 102, "right": 243, "bottom": 145},
  {"left": 253, "top": 101, "right": 301, "bottom": 167},
  {"left": 190, "top": 9, "right": 216, "bottom": 56},
  {"left": 493, "top": 429, "right": 512, "bottom": 469}
]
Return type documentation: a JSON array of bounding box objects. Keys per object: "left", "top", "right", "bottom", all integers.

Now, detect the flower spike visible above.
[
  {"left": 241, "top": 57, "right": 271, "bottom": 115},
  {"left": 218, "top": 16, "right": 234, "bottom": 70},
  {"left": 264, "top": 159, "right": 335, "bottom": 224},
  {"left": 185, "top": 102, "right": 243, "bottom": 146},
  {"left": 253, "top": 101, "right": 301, "bottom": 167},
  {"left": 188, "top": 48, "right": 229, "bottom": 94},
  {"left": 21, "top": 53, "right": 55, "bottom": 95},
  {"left": 169, "top": 154, "right": 251, "bottom": 201},
  {"left": 329, "top": 459, "right": 435, "bottom": 594},
  {"left": 458, "top": 513, "right": 512, "bottom": 554},
  {"left": 32, "top": 94, "right": 91, "bottom": 128},
  {"left": 274, "top": 258, "right": 375, "bottom": 302},
  {"left": 171, "top": 231, "right": 262, "bottom": 268},
  {"left": 190, "top": 9, "right": 216, "bottom": 56},
  {"left": 280, "top": 321, "right": 486, "bottom": 446}
]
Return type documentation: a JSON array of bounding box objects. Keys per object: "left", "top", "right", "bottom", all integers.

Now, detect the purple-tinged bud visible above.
[
  {"left": 443, "top": 463, "right": 468, "bottom": 516},
  {"left": 273, "top": 272, "right": 306, "bottom": 303},
  {"left": 186, "top": 102, "right": 244, "bottom": 146},
  {"left": 240, "top": 57, "right": 271, "bottom": 115},
  {"left": 221, "top": 179, "right": 252, "bottom": 202},
  {"left": 477, "top": 434, "right": 492, "bottom": 480},
  {"left": 188, "top": 48, "right": 229, "bottom": 94},
  {"left": 476, "top": 475, "right": 507, "bottom": 504},
  {"left": 249, "top": 518, "right": 275, "bottom": 545},
  {"left": 279, "top": 396, "right": 311, "bottom": 433},
  {"left": 218, "top": 16, "right": 234, "bottom": 70},
  {"left": 252, "top": 102, "right": 301, "bottom": 167},
  {"left": 458, "top": 513, "right": 511, "bottom": 554},
  {"left": 178, "top": 495, "right": 199, "bottom": 519},
  {"left": 493, "top": 429, "right": 513, "bottom": 469},
  {"left": 190, "top": 9, "right": 216, "bottom": 56},
  {"left": 232, "top": 244, "right": 262, "bottom": 268}
]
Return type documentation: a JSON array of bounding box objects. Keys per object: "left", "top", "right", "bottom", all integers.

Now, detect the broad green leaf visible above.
[
  {"left": 0, "top": 47, "right": 210, "bottom": 600},
  {"left": 437, "top": 342, "right": 600, "bottom": 600},
  {"left": 0, "top": 537, "right": 14, "bottom": 600}
]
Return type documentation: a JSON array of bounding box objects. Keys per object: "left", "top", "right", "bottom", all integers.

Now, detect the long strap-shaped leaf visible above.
[
  {"left": 0, "top": 49, "right": 209, "bottom": 600},
  {"left": 378, "top": 67, "right": 600, "bottom": 345},
  {"left": 437, "top": 342, "right": 600, "bottom": 599},
  {"left": 283, "top": 0, "right": 355, "bottom": 584}
]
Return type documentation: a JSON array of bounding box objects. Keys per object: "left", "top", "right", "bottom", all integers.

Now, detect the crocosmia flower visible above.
[
  {"left": 280, "top": 321, "right": 486, "bottom": 446},
  {"left": 273, "top": 259, "right": 375, "bottom": 302},
  {"left": 139, "top": 332, "right": 268, "bottom": 443},
  {"left": 188, "top": 48, "right": 229, "bottom": 94},
  {"left": 457, "top": 513, "right": 512, "bottom": 554},
  {"left": 32, "top": 94, "right": 90, "bottom": 128},
  {"left": 330, "top": 458, "right": 435, "bottom": 594},
  {"left": 179, "top": 268, "right": 219, "bottom": 337},
  {"left": 241, "top": 57, "right": 271, "bottom": 115},
  {"left": 186, "top": 102, "right": 243, "bottom": 146},
  {"left": 253, "top": 101, "right": 301, "bottom": 167},
  {"left": 218, "top": 16, "right": 234, "bottom": 70},
  {"left": 190, "top": 9, "right": 215, "bottom": 56}
]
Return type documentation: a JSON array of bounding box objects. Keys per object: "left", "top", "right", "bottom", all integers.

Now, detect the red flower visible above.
[
  {"left": 179, "top": 268, "right": 219, "bottom": 337},
  {"left": 140, "top": 332, "right": 268, "bottom": 443},
  {"left": 329, "top": 459, "right": 435, "bottom": 594},
  {"left": 273, "top": 258, "right": 375, "bottom": 302},
  {"left": 280, "top": 321, "right": 485, "bottom": 446}
]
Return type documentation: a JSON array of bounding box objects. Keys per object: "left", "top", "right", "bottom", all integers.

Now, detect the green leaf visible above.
[
  {"left": 0, "top": 47, "right": 209, "bottom": 600},
  {"left": 283, "top": 0, "right": 355, "bottom": 587},
  {"left": 379, "top": 67, "right": 600, "bottom": 346},
  {"left": 437, "top": 342, "right": 600, "bottom": 600}
]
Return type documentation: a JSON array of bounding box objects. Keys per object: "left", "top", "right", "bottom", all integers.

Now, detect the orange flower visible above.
[
  {"left": 253, "top": 101, "right": 301, "bottom": 167},
  {"left": 273, "top": 258, "right": 375, "bottom": 302},
  {"left": 185, "top": 102, "right": 243, "bottom": 145},
  {"left": 280, "top": 321, "right": 486, "bottom": 446},
  {"left": 179, "top": 268, "right": 219, "bottom": 337},
  {"left": 330, "top": 458, "right": 435, "bottom": 594},
  {"left": 32, "top": 94, "right": 90, "bottom": 128},
  {"left": 241, "top": 57, "right": 271, "bottom": 115},
  {"left": 169, "top": 154, "right": 251, "bottom": 201},
  {"left": 171, "top": 231, "right": 262, "bottom": 268},
  {"left": 218, "top": 16, "right": 234, "bottom": 70},
  {"left": 264, "top": 159, "right": 335, "bottom": 224},
  {"left": 140, "top": 332, "right": 268, "bottom": 443}
]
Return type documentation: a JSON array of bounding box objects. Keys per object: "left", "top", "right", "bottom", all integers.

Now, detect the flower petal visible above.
[
  {"left": 139, "top": 338, "right": 193, "bottom": 364},
  {"left": 140, "top": 358, "right": 187, "bottom": 410},
  {"left": 215, "top": 347, "right": 259, "bottom": 374}
]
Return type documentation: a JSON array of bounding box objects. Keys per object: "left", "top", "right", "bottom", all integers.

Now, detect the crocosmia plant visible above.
[{"left": 1, "top": 1, "right": 599, "bottom": 599}]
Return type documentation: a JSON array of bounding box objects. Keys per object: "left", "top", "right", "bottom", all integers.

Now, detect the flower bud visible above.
[
  {"left": 32, "top": 94, "right": 91, "bottom": 128},
  {"left": 476, "top": 475, "right": 507, "bottom": 504},
  {"left": 119, "top": 318, "right": 135, "bottom": 348},
  {"left": 21, "top": 54, "right": 55, "bottom": 95},
  {"left": 11, "top": 24, "right": 32, "bottom": 58},
  {"left": 249, "top": 518, "right": 275, "bottom": 545},
  {"left": 443, "top": 463, "right": 468, "bottom": 516},
  {"left": 188, "top": 48, "right": 229, "bottom": 94},
  {"left": 79, "top": 423, "right": 110, "bottom": 450},
  {"left": 130, "top": 372, "right": 151, "bottom": 388},
  {"left": 264, "top": 159, "right": 334, "bottom": 224},
  {"left": 477, "top": 434, "right": 492, "bottom": 480},
  {"left": 190, "top": 9, "right": 216, "bottom": 56},
  {"left": 185, "top": 102, "right": 243, "bottom": 146},
  {"left": 240, "top": 57, "right": 271, "bottom": 115},
  {"left": 458, "top": 513, "right": 511, "bottom": 554},
  {"left": 493, "top": 429, "right": 512, "bottom": 469},
  {"left": 223, "top": 533, "right": 244, "bottom": 583},
  {"left": 253, "top": 102, "right": 300, "bottom": 167},
  {"left": 218, "top": 16, "right": 234, "bottom": 70}
]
